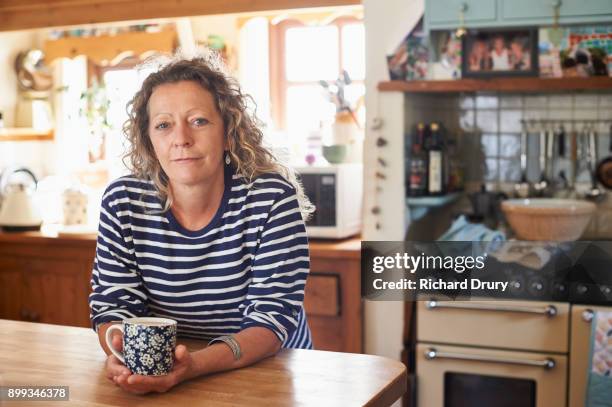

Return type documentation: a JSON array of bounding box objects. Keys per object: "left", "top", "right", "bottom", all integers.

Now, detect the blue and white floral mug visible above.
[{"left": 105, "top": 317, "right": 177, "bottom": 376}]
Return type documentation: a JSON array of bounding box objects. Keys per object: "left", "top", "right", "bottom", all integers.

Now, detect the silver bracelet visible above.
[{"left": 208, "top": 335, "right": 242, "bottom": 361}]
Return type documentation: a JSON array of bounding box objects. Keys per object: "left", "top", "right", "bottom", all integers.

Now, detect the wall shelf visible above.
[
  {"left": 0, "top": 128, "right": 54, "bottom": 142},
  {"left": 378, "top": 77, "right": 612, "bottom": 93}
]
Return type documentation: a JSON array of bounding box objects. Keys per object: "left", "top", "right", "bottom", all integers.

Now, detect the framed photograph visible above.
[
  {"left": 462, "top": 28, "right": 538, "bottom": 78},
  {"left": 430, "top": 31, "right": 462, "bottom": 79},
  {"left": 387, "top": 17, "right": 429, "bottom": 81}
]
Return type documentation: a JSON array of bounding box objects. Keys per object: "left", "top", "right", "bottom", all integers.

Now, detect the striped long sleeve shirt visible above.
[{"left": 89, "top": 163, "right": 312, "bottom": 349}]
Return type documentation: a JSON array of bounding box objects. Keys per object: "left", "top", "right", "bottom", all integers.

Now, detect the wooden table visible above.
[{"left": 0, "top": 320, "right": 406, "bottom": 406}]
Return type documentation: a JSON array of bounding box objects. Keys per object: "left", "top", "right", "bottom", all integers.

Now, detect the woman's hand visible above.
[{"left": 111, "top": 344, "right": 195, "bottom": 395}]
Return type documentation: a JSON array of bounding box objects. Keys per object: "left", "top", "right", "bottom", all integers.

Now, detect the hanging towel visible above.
[
  {"left": 489, "top": 241, "right": 553, "bottom": 270},
  {"left": 586, "top": 310, "right": 612, "bottom": 407}
]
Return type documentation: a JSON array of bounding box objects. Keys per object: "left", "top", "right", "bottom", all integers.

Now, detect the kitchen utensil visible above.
[
  {"left": 0, "top": 167, "right": 42, "bottom": 231},
  {"left": 533, "top": 126, "right": 551, "bottom": 197},
  {"left": 502, "top": 198, "right": 596, "bottom": 241},
  {"left": 514, "top": 123, "right": 531, "bottom": 198},
  {"left": 14, "top": 49, "right": 52, "bottom": 92},
  {"left": 596, "top": 124, "right": 612, "bottom": 189},
  {"left": 557, "top": 124, "right": 566, "bottom": 158},
  {"left": 585, "top": 124, "right": 604, "bottom": 201}
]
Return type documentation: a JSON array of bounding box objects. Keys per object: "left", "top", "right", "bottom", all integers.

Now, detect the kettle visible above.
[{"left": 0, "top": 167, "right": 42, "bottom": 231}]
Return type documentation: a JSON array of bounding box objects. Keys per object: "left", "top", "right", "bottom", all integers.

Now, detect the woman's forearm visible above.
[{"left": 184, "top": 326, "right": 281, "bottom": 381}]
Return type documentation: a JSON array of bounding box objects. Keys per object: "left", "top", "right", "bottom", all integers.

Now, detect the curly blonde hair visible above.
[{"left": 122, "top": 51, "right": 313, "bottom": 220}]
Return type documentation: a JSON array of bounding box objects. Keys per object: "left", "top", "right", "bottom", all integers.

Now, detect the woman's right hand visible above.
[{"left": 105, "top": 332, "right": 131, "bottom": 383}]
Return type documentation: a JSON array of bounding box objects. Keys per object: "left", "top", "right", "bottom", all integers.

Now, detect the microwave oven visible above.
[{"left": 295, "top": 163, "right": 362, "bottom": 239}]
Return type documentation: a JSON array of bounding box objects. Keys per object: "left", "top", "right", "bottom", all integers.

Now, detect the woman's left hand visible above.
[{"left": 113, "top": 344, "right": 195, "bottom": 394}]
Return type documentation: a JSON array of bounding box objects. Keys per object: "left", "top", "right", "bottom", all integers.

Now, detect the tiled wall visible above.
[
  {"left": 404, "top": 91, "right": 612, "bottom": 191},
  {"left": 459, "top": 92, "right": 612, "bottom": 189},
  {"left": 403, "top": 91, "right": 612, "bottom": 238}
]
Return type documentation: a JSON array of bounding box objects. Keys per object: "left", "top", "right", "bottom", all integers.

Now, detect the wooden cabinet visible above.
[
  {"left": 427, "top": 0, "right": 497, "bottom": 28},
  {"left": 0, "top": 234, "right": 94, "bottom": 328},
  {"left": 425, "top": 0, "right": 612, "bottom": 30},
  {"left": 305, "top": 238, "right": 363, "bottom": 353},
  {"left": 0, "top": 232, "right": 363, "bottom": 353},
  {"left": 501, "top": 0, "right": 612, "bottom": 23}
]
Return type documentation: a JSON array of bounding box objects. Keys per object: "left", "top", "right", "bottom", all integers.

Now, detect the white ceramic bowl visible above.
[{"left": 501, "top": 198, "right": 596, "bottom": 241}]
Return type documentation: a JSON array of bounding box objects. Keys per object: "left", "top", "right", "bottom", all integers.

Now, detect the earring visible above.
[{"left": 225, "top": 152, "right": 231, "bottom": 165}]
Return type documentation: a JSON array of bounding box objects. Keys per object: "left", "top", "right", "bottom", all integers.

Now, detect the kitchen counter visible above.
[
  {"left": 0, "top": 319, "right": 405, "bottom": 406},
  {"left": 0, "top": 225, "right": 361, "bottom": 258},
  {"left": 0, "top": 229, "right": 363, "bottom": 353}
]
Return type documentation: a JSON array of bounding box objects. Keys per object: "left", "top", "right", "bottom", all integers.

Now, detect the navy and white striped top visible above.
[{"left": 89, "top": 163, "right": 313, "bottom": 349}]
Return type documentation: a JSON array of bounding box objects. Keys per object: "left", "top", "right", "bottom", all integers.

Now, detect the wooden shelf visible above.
[
  {"left": 0, "top": 128, "right": 54, "bottom": 142},
  {"left": 44, "top": 29, "right": 178, "bottom": 66},
  {"left": 378, "top": 77, "right": 612, "bottom": 93}
]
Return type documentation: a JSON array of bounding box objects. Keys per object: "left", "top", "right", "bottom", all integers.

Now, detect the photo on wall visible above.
[
  {"left": 461, "top": 28, "right": 538, "bottom": 78},
  {"left": 540, "top": 25, "right": 611, "bottom": 78}
]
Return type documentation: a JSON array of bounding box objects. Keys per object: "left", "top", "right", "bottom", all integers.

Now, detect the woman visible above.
[
  {"left": 510, "top": 39, "right": 531, "bottom": 71},
  {"left": 468, "top": 39, "right": 491, "bottom": 71},
  {"left": 89, "top": 53, "right": 313, "bottom": 394},
  {"left": 490, "top": 36, "right": 510, "bottom": 71}
]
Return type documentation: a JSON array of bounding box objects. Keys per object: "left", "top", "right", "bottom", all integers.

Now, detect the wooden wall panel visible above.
[{"left": 0, "top": 0, "right": 360, "bottom": 32}]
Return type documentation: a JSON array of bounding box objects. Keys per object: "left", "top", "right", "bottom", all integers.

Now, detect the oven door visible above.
[{"left": 417, "top": 343, "right": 567, "bottom": 407}]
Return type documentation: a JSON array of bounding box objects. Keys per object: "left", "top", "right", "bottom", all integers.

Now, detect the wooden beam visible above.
[{"left": 0, "top": 0, "right": 361, "bottom": 32}]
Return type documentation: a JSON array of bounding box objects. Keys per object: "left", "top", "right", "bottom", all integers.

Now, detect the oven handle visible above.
[
  {"left": 425, "top": 300, "right": 558, "bottom": 317},
  {"left": 425, "top": 347, "right": 556, "bottom": 370}
]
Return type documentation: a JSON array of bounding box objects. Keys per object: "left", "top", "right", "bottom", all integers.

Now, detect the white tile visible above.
[
  {"left": 549, "top": 109, "right": 573, "bottom": 120},
  {"left": 459, "top": 96, "right": 475, "bottom": 109},
  {"left": 476, "top": 95, "right": 499, "bottom": 109},
  {"left": 523, "top": 109, "right": 548, "bottom": 121},
  {"left": 485, "top": 158, "right": 498, "bottom": 181},
  {"left": 460, "top": 109, "right": 475, "bottom": 131},
  {"left": 598, "top": 107, "right": 612, "bottom": 121},
  {"left": 500, "top": 134, "right": 521, "bottom": 157},
  {"left": 481, "top": 134, "right": 499, "bottom": 156},
  {"left": 524, "top": 95, "right": 549, "bottom": 109},
  {"left": 598, "top": 94, "right": 612, "bottom": 108},
  {"left": 476, "top": 110, "right": 498, "bottom": 133},
  {"left": 500, "top": 110, "right": 522, "bottom": 133},
  {"left": 574, "top": 94, "right": 598, "bottom": 109},
  {"left": 549, "top": 95, "right": 573, "bottom": 108},
  {"left": 573, "top": 109, "right": 598, "bottom": 120},
  {"left": 500, "top": 96, "right": 523, "bottom": 109}
]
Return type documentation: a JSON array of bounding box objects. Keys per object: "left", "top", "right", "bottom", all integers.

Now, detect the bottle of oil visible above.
[
  {"left": 427, "top": 122, "right": 444, "bottom": 195},
  {"left": 408, "top": 123, "right": 428, "bottom": 196}
]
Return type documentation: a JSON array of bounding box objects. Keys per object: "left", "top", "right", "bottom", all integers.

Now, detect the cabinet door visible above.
[
  {"left": 21, "top": 258, "right": 91, "bottom": 327},
  {"left": 501, "top": 0, "right": 612, "bottom": 23},
  {"left": 560, "top": 0, "right": 612, "bottom": 18},
  {"left": 427, "top": 0, "right": 497, "bottom": 27},
  {"left": 569, "top": 305, "right": 612, "bottom": 407},
  {"left": 306, "top": 256, "right": 362, "bottom": 353},
  {"left": 501, "top": 0, "right": 559, "bottom": 21},
  {"left": 0, "top": 256, "right": 22, "bottom": 320}
]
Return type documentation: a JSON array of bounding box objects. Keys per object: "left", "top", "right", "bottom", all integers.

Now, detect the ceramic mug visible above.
[{"left": 105, "top": 317, "right": 177, "bottom": 376}]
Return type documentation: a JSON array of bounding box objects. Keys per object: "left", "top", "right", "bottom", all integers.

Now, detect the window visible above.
[
  {"left": 99, "top": 60, "right": 153, "bottom": 179},
  {"left": 270, "top": 17, "right": 365, "bottom": 139}
]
